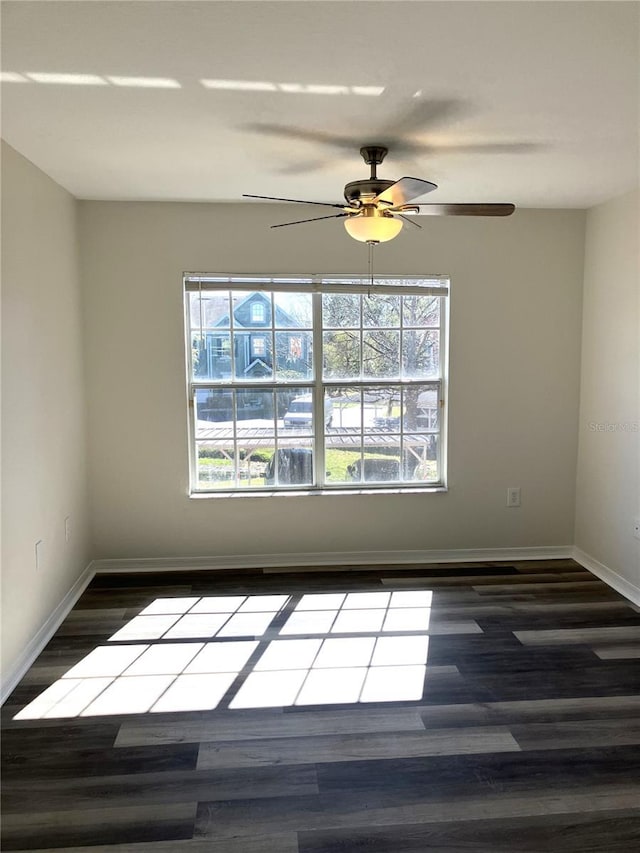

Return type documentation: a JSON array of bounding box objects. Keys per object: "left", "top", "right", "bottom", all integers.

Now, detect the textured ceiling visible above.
[{"left": 1, "top": 1, "right": 638, "bottom": 207}]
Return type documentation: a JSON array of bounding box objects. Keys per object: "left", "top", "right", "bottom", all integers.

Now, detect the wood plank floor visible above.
[{"left": 2, "top": 559, "right": 640, "bottom": 852}]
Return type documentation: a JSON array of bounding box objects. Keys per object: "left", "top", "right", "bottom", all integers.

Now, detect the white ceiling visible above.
[{"left": 1, "top": 1, "right": 638, "bottom": 207}]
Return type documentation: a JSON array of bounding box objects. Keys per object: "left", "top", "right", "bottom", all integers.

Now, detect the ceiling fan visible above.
[{"left": 244, "top": 145, "right": 515, "bottom": 244}]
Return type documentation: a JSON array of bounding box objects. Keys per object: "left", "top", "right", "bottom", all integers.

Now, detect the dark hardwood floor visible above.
[{"left": 2, "top": 559, "right": 640, "bottom": 852}]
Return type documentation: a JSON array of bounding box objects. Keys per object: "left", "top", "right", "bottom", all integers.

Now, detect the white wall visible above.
[
  {"left": 575, "top": 190, "right": 640, "bottom": 594},
  {"left": 1, "top": 142, "right": 90, "bottom": 685},
  {"left": 79, "top": 201, "right": 585, "bottom": 560}
]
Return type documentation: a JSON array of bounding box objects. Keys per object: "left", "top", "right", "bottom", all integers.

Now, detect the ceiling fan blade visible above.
[
  {"left": 420, "top": 142, "right": 541, "bottom": 155},
  {"left": 244, "top": 124, "right": 355, "bottom": 151},
  {"left": 271, "top": 213, "right": 350, "bottom": 229},
  {"left": 246, "top": 99, "right": 466, "bottom": 154},
  {"left": 373, "top": 177, "right": 438, "bottom": 207},
  {"left": 245, "top": 122, "right": 426, "bottom": 160},
  {"left": 412, "top": 203, "right": 516, "bottom": 217},
  {"left": 398, "top": 214, "right": 422, "bottom": 229},
  {"left": 389, "top": 98, "right": 467, "bottom": 137},
  {"left": 276, "top": 160, "right": 331, "bottom": 175},
  {"left": 243, "top": 194, "right": 346, "bottom": 209}
]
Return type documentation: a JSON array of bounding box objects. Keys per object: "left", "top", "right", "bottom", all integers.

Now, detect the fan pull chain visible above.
[{"left": 367, "top": 241, "right": 374, "bottom": 297}]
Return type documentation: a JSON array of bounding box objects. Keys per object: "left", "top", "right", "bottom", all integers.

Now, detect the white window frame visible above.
[{"left": 185, "top": 274, "right": 449, "bottom": 495}]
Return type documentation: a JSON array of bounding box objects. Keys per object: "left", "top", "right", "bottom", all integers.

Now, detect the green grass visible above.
[
  {"left": 198, "top": 447, "right": 436, "bottom": 485},
  {"left": 198, "top": 457, "right": 233, "bottom": 468},
  {"left": 324, "top": 448, "right": 393, "bottom": 480}
]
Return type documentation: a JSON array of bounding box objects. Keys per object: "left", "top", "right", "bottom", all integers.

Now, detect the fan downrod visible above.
[
  {"left": 343, "top": 146, "right": 393, "bottom": 205},
  {"left": 360, "top": 146, "right": 388, "bottom": 179}
]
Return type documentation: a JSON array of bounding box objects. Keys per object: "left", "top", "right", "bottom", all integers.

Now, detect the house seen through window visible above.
[{"left": 186, "top": 275, "right": 448, "bottom": 493}]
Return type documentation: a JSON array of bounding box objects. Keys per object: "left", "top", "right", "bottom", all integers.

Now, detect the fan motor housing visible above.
[{"left": 344, "top": 179, "right": 394, "bottom": 205}]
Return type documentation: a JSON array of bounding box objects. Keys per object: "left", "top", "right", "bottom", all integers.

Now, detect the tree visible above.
[{"left": 322, "top": 292, "right": 440, "bottom": 428}]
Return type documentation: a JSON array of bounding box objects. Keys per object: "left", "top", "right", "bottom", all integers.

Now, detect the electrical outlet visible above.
[
  {"left": 506, "top": 487, "right": 521, "bottom": 507},
  {"left": 35, "top": 539, "right": 43, "bottom": 570},
  {"left": 65, "top": 516, "right": 71, "bottom": 543},
  {"left": 634, "top": 518, "right": 640, "bottom": 541}
]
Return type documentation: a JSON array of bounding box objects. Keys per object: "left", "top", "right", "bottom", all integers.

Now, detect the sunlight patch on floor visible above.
[{"left": 15, "top": 590, "right": 434, "bottom": 719}]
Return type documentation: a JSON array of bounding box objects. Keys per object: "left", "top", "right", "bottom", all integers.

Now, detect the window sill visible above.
[{"left": 189, "top": 486, "right": 448, "bottom": 499}]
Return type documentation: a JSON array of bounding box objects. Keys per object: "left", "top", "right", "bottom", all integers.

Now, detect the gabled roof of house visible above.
[
  {"left": 214, "top": 291, "right": 297, "bottom": 329},
  {"left": 243, "top": 358, "right": 271, "bottom": 376}
]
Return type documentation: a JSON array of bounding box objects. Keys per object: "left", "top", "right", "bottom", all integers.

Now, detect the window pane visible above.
[
  {"left": 362, "top": 440, "right": 403, "bottom": 483},
  {"left": 329, "top": 387, "right": 403, "bottom": 435},
  {"left": 264, "top": 441, "right": 314, "bottom": 487},
  {"left": 235, "top": 440, "right": 275, "bottom": 488},
  {"left": 282, "top": 391, "right": 314, "bottom": 435},
  {"left": 363, "top": 330, "right": 400, "bottom": 378},
  {"left": 326, "top": 444, "right": 362, "bottom": 484},
  {"left": 275, "top": 292, "right": 312, "bottom": 328},
  {"left": 233, "top": 291, "right": 272, "bottom": 327},
  {"left": 363, "top": 293, "right": 400, "bottom": 327},
  {"left": 322, "top": 293, "right": 360, "bottom": 328},
  {"left": 402, "top": 329, "right": 439, "bottom": 378},
  {"left": 324, "top": 387, "right": 361, "bottom": 484},
  {"left": 403, "top": 385, "right": 440, "bottom": 433},
  {"left": 324, "top": 392, "right": 335, "bottom": 431},
  {"left": 368, "top": 386, "right": 401, "bottom": 433},
  {"left": 275, "top": 331, "right": 313, "bottom": 380},
  {"left": 279, "top": 387, "right": 315, "bottom": 436},
  {"left": 233, "top": 331, "right": 273, "bottom": 380},
  {"left": 405, "top": 435, "right": 439, "bottom": 482},
  {"left": 236, "top": 389, "right": 275, "bottom": 431},
  {"left": 189, "top": 291, "right": 231, "bottom": 330},
  {"left": 195, "top": 389, "right": 234, "bottom": 438},
  {"left": 197, "top": 438, "right": 280, "bottom": 490},
  {"left": 192, "top": 332, "right": 232, "bottom": 381},
  {"left": 323, "top": 330, "right": 360, "bottom": 380},
  {"left": 402, "top": 294, "right": 440, "bottom": 327},
  {"left": 197, "top": 441, "right": 236, "bottom": 489},
  {"left": 326, "top": 387, "right": 362, "bottom": 433}
]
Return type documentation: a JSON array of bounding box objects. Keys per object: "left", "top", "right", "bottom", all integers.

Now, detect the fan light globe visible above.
[{"left": 344, "top": 209, "right": 403, "bottom": 243}]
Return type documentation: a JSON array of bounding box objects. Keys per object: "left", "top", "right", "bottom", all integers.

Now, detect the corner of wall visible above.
[{"left": 1, "top": 142, "right": 92, "bottom": 689}]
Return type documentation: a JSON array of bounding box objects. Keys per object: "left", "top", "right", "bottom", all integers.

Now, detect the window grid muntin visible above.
[{"left": 186, "top": 278, "right": 447, "bottom": 494}]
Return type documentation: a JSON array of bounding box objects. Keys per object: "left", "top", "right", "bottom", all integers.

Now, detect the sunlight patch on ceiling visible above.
[
  {"left": 26, "top": 72, "right": 108, "bottom": 86},
  {"left": 1, "top": 72, "right": 182, "bottom": 88},
  {"left": 2, "top": 72, "right": 383, "bottom": 97},
  {"left": 106, "top": 76, "right": 180, "bottom": 89},
  {"left": 0, "top": 72, "right": 27, "bottom": 83},
  {"left": 200, "top": 78, "right": 384, "bottom": 96}
]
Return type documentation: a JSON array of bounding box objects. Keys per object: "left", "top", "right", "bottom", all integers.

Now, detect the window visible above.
[
  {"left": 251, "top": 301, "right": 266, "bottom": 323},
  {"left": 251, "top": 336, "right": 267, "bottom": 358},
  {"left": 185, "top": 275, "right": 448, "bottom": 493}
]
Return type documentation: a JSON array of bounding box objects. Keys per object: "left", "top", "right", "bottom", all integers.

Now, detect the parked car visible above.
[
  {"left": 264, "top": 448, "right": 313, "bottom": 485},
  {"left": 373, "top": 416, "right": 401, "bottom": 431},
  {"left": 283, "top": 394, "right": 333, "bottom": 429}
]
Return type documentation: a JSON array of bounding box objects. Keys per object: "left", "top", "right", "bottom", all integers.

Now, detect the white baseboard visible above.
[
  {"left": 572, "top": 547, "right": 640, "bottom": 607},
  {"left": 1, "top": 562, "right": 96, "bottom": 704},
  {"left": 91, "top": 545, "right": 574, "bottom": 574}
]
